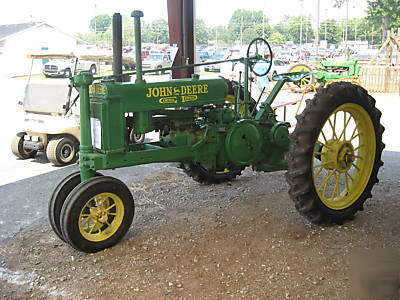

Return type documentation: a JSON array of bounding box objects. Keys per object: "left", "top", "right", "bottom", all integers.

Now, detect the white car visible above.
[
  {"left": 142, "top": 54, "right": 172, "bottom": 74},
  {"left": 43, "top": 58, "right": 97, "bottom": 78}
]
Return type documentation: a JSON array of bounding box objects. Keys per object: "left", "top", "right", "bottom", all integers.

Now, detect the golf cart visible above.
[{"left": 11, "top": 53, "right": 144, "bottom": 166}]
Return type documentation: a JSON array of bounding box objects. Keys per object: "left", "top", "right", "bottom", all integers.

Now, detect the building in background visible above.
[{"left": 0, "top": 22, "right": 86, "bottom": 77}]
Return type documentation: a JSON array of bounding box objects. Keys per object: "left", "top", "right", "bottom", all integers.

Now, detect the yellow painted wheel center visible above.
[
  {"left": 312, "top": 103, "right": 376, "bottom": 210},
  {"left": 78, "top": 193, "right": 124, "bottom": 242},
  {"left": 321, "top": 139, "right": 355, "bottom": 172}
]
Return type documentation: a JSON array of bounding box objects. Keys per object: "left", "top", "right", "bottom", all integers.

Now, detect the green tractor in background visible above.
[
  {"left": 287, "top": 59, "right": 362, "bottom": 89},
  {"left": 49, "top": 10, "right": 384, "bottom": 253}
]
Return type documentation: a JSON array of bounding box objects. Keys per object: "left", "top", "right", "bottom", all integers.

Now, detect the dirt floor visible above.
[{"left": 0, "top": 166, "right": 399, "bottom": 299}]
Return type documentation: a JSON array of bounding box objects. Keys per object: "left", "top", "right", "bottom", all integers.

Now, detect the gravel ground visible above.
[{"left": 0, "top": 166, "right": 399, "bottom": 299}]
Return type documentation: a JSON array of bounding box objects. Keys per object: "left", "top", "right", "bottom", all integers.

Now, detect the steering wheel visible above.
[{"left": 246, "top": 38, "right": 273, "bottom": 77}]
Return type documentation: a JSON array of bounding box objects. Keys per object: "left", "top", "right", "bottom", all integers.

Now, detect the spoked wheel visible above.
[
  {"left": 181, "top": 162, "right": 244, "bottom": 184},
  {"left": 48, "top": 171, "right": 102, "bottom": 242},
  {"left": 60, "top": 176, "right": 134, "bottom": 253},
  {"left": 287, "top": 64, "right": 315, "bottom": 91},
  {"left": 286, "top": 82, "right": 384, "bottom": 225},
  {"left": 11, "top": 132, "right": 37, "bottom": 159}
]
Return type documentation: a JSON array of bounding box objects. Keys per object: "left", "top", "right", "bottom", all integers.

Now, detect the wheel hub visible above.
[
  {"left": 61, "top": 145, "right": 72, "bottom": 158},
  {"left": 90, "top": 205, "right": 109, "bottom": 223},
  {"left": 321, "top": 139, "right": 355, "bottom": 173}
]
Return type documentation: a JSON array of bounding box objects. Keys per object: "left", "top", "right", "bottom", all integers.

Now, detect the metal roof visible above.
[{"left": 0, "top": 22, "right": 42, "bottom": 40}]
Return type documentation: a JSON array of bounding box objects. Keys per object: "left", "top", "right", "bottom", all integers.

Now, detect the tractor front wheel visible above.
[
  {"left": 48, "top": 171, "right": 103, "bottom": 242},
  {"left": 286, "top": 82, "right": 384, "bottom": 225},
  {"left": 60, "top": 176, "right": 135, "bottom": 253}
]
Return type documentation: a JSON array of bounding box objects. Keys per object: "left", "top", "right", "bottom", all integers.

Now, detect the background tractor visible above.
[
  {"left": 49, "top": 10, "right": 384, "bottom": 253},
  {"left": 287, "top": 59, "right": 362, "bottom": 90}
]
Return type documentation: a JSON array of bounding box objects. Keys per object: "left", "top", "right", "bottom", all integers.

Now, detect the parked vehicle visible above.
[
  {"left": 12, "top": 53, "right": 144, "bottom": 166},
  {"left": 142, "top": 53, "right": 172, "bottom": 74},
  {"left": 197, "top": 50, "right": 210, "bottom": 62},
  {"left": 204, "top": 53, "right": 227, "bottom": 72},
  {"left": 269, "top": 59, "right": 291, "bottom": 79},
  {"left": 43, "top": 57, "right": 98, "bottom": 78}
]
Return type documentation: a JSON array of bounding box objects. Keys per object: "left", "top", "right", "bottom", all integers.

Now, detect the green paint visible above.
[{"left": 72, "top": 10, "right": 318, "bottom": 185}]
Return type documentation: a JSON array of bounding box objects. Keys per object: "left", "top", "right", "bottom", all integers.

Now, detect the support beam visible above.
[{"left": 167, "top": 0, "right": 195, "bottom": 79}]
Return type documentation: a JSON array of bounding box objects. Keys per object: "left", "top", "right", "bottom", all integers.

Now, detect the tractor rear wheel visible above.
[
  {"left": 181, "top": 162, "right": 244, "bottom": 184},
  {"left": 46, "top": 135, "right": 79, "bottom": 166},
  {"left": 11, "top": 132, "right": 37, "bottom": 159},
  {"left": 286, "top": 82, "right": 384, "bottom": 225},
  {"left": 60, "top": 176, "right": 135, "bottom": 253},
  {"left": 48, "top": 171, "right": 102, "bottom": 242}
]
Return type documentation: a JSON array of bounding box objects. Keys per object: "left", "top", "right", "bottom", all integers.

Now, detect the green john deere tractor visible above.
[
  {"left": 288, "top": 59, "right": 362, "bottom": 89},
  {"left": 49, "top": 10, "right": 384, "bottom": 253}
]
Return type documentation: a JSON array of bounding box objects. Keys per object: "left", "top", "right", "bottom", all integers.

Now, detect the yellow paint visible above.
[
  {"left": 159, "top": 97, "right": 178, "bottom": 104},
  {"left": 89, "top": 84, "right": 107, "bottom": 96},
  {"left": 312, "top": 103, "right": 376, "bottom": 210},
  {"left": 145, "top": 84, "right": 209, "bottom": 98},
  {"left": 78, "top": 192, "right": 125, "bottom": 242},
  {"left": 182, "top": 95, "right": 198, "bottom": 103}
]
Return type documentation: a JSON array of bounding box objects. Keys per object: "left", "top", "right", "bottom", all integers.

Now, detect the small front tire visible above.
[
  {"left": 48, "top": 171, "right": 102, "bottom": 242},
  {"left": 60, "top": 176, "right": 135, "bottom": 253}
]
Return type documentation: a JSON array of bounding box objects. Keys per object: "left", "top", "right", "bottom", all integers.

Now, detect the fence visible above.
[{"left": 360, "top": 65, "right": 400, "bottom": 93}]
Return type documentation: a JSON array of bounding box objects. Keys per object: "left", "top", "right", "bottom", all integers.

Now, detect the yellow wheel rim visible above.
[
  {"left": 78, "top": 192, "right": 125, "bottom": 242},
  {"left": 312, "top": 103, "right": 376, "bottom": 210},
  {"left": 290, "top": 65, "right": 313, "bottom": 86}
]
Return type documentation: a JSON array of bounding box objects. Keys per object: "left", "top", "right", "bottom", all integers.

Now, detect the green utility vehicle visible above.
[
  {"left": 288, "top": 59, "right": 362, "bottom": 88},
  {"left": 49, "top": 11, "right": 384, "bottom": 253}
]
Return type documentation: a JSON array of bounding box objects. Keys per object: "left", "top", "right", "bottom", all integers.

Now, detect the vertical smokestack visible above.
[{"left": 112, "top": 13, "right": 123, "bottom": 82}]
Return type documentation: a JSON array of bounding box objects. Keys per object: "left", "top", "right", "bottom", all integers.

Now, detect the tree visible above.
[
  {"left": 210, "top": 25, "right": 231, "bottom": 45},
  {"left": 141, "top": 19, "right": 168, "bottom": 44},
  {"left": 195, "top": 19, "right": 210, "bottom": 45},
  {"left": 228, "top": 9, "right": 266, "bottom": 42},
  {"left": 253, "top": 23, "right": 273, "bottom": 39},
  {"left": 242, "top": 27, "right": 259, "bottom": 44},
  {"left": 268, "top": 32, "right": 285, "bottom": 45},
  {"left": 332, "top": 0, "right": 346, "bottom": 7},
  {"left": 90, "top": 14, "right": 111, "bottom": 33},
  {"left": 286, "top": 15, "right": 315, "bottom": 44},
  {"left": 366, "top": 0, "right": 400, "bottom": 40},
  {"left": 319, "top": 19, "right": 342, "bottom": 44},
  {"left": 334, "top": 0, "right": 400, "bottom": 41}
]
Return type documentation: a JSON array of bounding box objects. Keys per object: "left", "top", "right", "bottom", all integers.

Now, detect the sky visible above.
[{"left": 1, "top": 0, "right": 368, "bottom": 33}]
